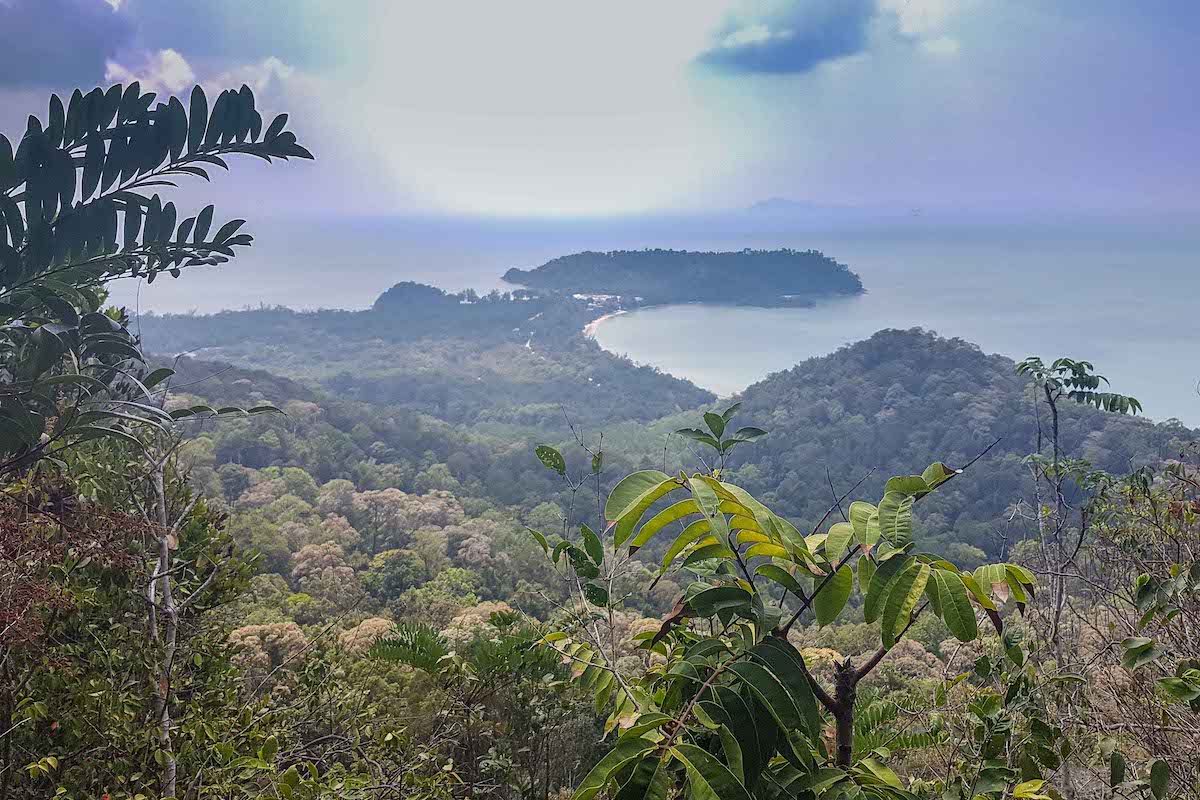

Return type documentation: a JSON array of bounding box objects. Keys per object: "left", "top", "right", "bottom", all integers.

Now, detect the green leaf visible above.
[
  {"left": 1109, "top": 751, "right": 1126, "bottom": 788},
  {"left": 670, "top": 743, "right": 752, "bottom": 800},
  {"left": 1150, "top": 758, "right": 1169, "bottom": 799},
  {"left": 535, "top": 444, "right": 566, "bottom": 475},
  {"left": 584, "top": 582, "right": 609, "bottom": 607},
  {"left": 188, "top": 86, "right": 208, "bottom": 153},
  {"left": 675, "top": 427, "right": 720, "bottom": 449},
  {"left": 703, "top": 411, "right": 727, "bottom": 438},
  {"left": 824, "top": 522, "right": 854, "bottom": 561},
  {"left": 661, "top": 519, "right": 712, "bottom": 571},
  {"left": 857, "top": 556, "right": 875, "bottom": 595},
  {"left": 922, "top": 461, "right": 958, "bottom": 489},
  {"left": 728, "top": 661, "right": 803, "bottom": 733},
  {"left": 793, "top": 767, "right": 848, "bottom": 795},
  {"left": 606, "top": 471, "right": 678, "bottom": 549},
  {"left": 716, "top": 726, "right": 744, "bottom": 781},
  {"left": 574, "top": 737, "right": 657, "bottom": 800},
  {"left": 629, "top": 499, "right": 700, "bottom": 553},
  {"left": 581, "top": 523, "right": 604, "bottom": 565},
  {"left": 1158, "top": 676, "right": 1200, "bottom": 702},
  {"left": 813, "top": 564, "right": 853, "bottom": 626},
  {"left": 864, "top": 553, "right": 911, "bottom": 623},
  {"left": 614, "top": 755, "right": 670, "bottom": 800},
  {"left": 142, "top": 367, "right": 174, "bottom": 389},
  {"left": 881, "top": 561, "right": 929, "bottom": 648},
  {"left": 689, "top": 585, "right": 752, "bottom": 617},
  {"left": 193, "top": 204, "right": 214, "bottom": 243},
  {"left": 755, "top": 564, "right": 806, "bottom": 598},
  {"left": 877, "top": 490, "right": 915, "bottom": 547},
  {"left": 934, "top": 570, "right": 978, "bottom": 642},
  {"left": 526, "top": 528, "right": 549, "bottom": 554},
  {"left": 260, "top": 735, "right": 278, "bottom": 762},
  {"left": 1120, "top": 637, "right": 1162, "bottom": 670},
  {"left": 751, "top": 637, "right": 822, "bottom": 740},
  {"left": 884, "top": 475, "right": 928, "bottom": 495},
  {"left": 732, "top": 426, "right": 767, "bottom": 442}
]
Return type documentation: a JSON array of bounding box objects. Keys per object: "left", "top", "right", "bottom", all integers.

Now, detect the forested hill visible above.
[
  {"left": 722, "top": 328, "right": 1194, "bottom": 563},
  {"left": 165, "top": 324, "right": 1192, "bottom": 569},
  {"left": 137, "top": 282, "right": 715, "bottom": 431},
  {"left": 502, "top": 248, "right": 864, "bottom": 305}
]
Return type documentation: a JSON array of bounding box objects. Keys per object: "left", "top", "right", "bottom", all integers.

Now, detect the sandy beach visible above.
[{"left": 582, "top": 309, "right": 627, "bottom": 338}]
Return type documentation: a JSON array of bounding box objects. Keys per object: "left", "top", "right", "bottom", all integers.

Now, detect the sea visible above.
[{"left": 111, "top": 213, "right": 1200, "bottom": 426}]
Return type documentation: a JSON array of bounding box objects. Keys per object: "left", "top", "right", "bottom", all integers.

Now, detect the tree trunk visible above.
[
  {"left": 833, "top": 660, "right": 857, "bottom": 767},
  {"left": 148, "top": 462, "right": 178, "bottom": 799}
]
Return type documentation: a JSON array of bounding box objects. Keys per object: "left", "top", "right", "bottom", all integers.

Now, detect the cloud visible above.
[
  {"left": 0, "top": 0, "right": 135, "bottom": 88},
  {"left": 697, "top": 0, "right": 877, "bottom": 74},
  {"left": 105, "top": 48, "right": 196, "bottom": 94},
  {"left": 209, "top": 57, "right": 294, "bottom": 95}
]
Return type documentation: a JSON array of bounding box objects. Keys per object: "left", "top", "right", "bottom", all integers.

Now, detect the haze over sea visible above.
[{"left": 114, "top": 213, "right": 1200, "bottom": 427}]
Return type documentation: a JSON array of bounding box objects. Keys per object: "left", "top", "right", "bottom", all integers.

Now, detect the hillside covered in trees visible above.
[
  {"left": 4, "top": 79, "right": 1199, "bottom": 800},
  {"left": 502, "top": 248, "right": 865, "bottom": 305}
]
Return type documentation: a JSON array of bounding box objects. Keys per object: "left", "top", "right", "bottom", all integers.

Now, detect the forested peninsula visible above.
[{"left": 502, "top": 247, "right": 864, "bottom": 305}]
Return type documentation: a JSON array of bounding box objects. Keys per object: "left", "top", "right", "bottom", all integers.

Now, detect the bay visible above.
[{"left": 110, "top": 213, "right": 1200, "bottom": 425}]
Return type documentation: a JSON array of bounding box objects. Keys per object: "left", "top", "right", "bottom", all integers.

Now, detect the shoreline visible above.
[{"left": 582, "top": 309, "right": 627, "bottom": 338}]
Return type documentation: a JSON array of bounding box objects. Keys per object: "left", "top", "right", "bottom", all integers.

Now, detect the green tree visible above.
[
  {"left": 529, "top": 406, "right": 1047, "bottom": 799},
  {"left": 0, "top": 82, "right": 310, "bottom": 478}
]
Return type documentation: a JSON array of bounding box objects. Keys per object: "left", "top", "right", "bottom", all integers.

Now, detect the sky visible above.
[{"left": 1, "top": 0, "right": 1197, "bottom": 218}]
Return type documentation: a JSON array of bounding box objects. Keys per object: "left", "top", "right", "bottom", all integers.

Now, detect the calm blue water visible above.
[{"left": 113, "top": 214, "right": 1200, "bottom": 425}]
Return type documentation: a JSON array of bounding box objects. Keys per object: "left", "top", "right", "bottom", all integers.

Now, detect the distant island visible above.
[{"left": 502, "top": 248, "right": 864, "bottom": 306}]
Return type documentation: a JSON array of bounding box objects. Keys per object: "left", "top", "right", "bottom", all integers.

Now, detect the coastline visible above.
[{"left": 582, "top": 309, "right": 627, "bottom": 337}]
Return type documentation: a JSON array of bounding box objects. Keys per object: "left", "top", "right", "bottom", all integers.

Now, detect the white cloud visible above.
[
  {"left": 879, "top": 0, "right": 957, "bottom": 37},
  {"left": 209, "top": 56, "right": 294, "bottom": 95},
  {"left": 105, "top": 48, "right": 195, "bottom": 94},
  {"left": 717, "top": 24, "right": 793, "bottom": 50}
]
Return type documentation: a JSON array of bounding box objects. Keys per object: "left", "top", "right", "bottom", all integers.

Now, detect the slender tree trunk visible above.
[
  {"left": 833, "top": 661, "right": 857, "bottom": 767},
  {"left": 148, "top": 461, "right": 178, "bottom": 799}
]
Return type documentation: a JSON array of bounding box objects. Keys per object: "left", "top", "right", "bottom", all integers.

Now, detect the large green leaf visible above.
[
  {"left": 864, "top": 553, "right": 912, "bottom": 623},
  {"left": 688, "top": 476, "right": 731, "bottom": 539},
  {"left": 717, "top": 726, "right": 744, "bottom": 782},
  {"left": 630, "top": 499, "right": 699, "bottom": 553},
  {"left": 884, "top": 475, "right": 929, "bottom": 495},
  {"left": 824, "top": 522, "right": 854, "bottom": 561},
  {"left": 574, "top": 737, "right": 658, "bottom": 800},
  {"left": 751, "top": 638, "right": 822, "bottom": 740},
  {"left": 848, "top": 501, "right": 875, "bottom": 542},
  {"left": 671, "top": 743, "right": 752, "bottom": 800},
  {"left": 755, "top": 564, "right": 807, "bottom": 599},
  {"left": 1149, "top": 758, "right": 1169, "bottom": 799},
  {"left": 857, "top": 556, "right": 875, "bottom": 595},
  {"left": 728, "top": 661, "right": 803, "bottom": 734},
  {"left": 606, "top": 470, "right": 676, "bottom": 548},
  {"left": 690, "top": 586, "right": 753, "bottom": 617},
  {"left": 614, "top": 754, "right": 671, "bottom": 800},
  {"left": 877, "top": 490, "right": 915, "bottom": 547},
  {"left": 1120, "top": 637, "right": 1162, "bottom": 670},
  {"left": 813, "top": 564, "right": 853, "bottom": 626},
  {"left": 934, "top": 570, "right": 978, "bottom": 642},
  {"left": 881, "top": 561, "right": 929, "bottom": 648},
  {"left": 661, "top": 519, "right": 713, "bottom": 571},
  {"left": 535, "top": 444, "right": 566, "bottom": 475},
  {"left": 581, "top": 523, "right": 604, "bottom": 565},
  {"left": 712, "top": 686, "right": 765, "bottom": 784}
]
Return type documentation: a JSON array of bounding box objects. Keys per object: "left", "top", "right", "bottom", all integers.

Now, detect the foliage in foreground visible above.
[
  {"left": 528, "top": 402, "right": 1178, "bottom": 799},
  {"left": 0, "top": 81, "right": 310, "bottom": 480}
]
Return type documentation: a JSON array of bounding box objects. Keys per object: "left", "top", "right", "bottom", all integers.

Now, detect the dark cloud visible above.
[
  {"left": 0, "top": 0, "right": 135, "bottom": 88},
  {"left": 697, "top": 0, "right": 877, "bottom": 75}
]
